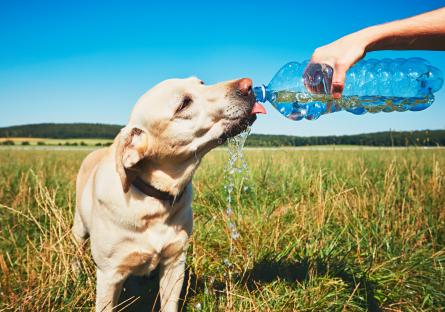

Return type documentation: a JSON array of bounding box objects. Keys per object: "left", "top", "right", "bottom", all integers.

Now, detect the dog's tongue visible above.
[{"left": 251, "top": 102, "right": 267, "bottom": 115}]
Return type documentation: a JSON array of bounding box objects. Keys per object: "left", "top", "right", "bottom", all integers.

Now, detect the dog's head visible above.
[{"left": 115, "top": 77, "right": 263, "bottom": 193}]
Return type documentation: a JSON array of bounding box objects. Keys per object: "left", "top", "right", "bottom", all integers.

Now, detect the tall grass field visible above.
[{"left": 0, "top": 147, "right": 444, "bottom": 311}]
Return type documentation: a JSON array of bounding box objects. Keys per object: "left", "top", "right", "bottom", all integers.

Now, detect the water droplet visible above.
[
  {"left": 223, "top": 258, "right": 231, "bottom": 266},
  {"left": 231, "top": 230, "right": 240, "bottom": 240}
]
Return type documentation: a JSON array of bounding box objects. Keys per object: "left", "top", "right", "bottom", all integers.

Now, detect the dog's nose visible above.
[{"left": 237, "top": 78, "right": 253, "bottom": 96}]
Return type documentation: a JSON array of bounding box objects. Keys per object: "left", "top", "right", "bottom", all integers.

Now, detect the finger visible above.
[
  {"left": 303, "top": 63, "right": 323, "bottom": 94},
  {"left": 331, "top": 64, "right": 347, "bottom": 99},
  {"left": 331, "top": 82, "right": 344, "bottom": 99}
]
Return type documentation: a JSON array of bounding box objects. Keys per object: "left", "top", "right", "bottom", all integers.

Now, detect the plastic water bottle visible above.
[{"left": 253, "top": 58, "right": 443, "bottom": 121}]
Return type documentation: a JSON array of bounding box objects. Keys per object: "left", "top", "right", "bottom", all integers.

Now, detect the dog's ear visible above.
[{"left": 115, "top": 126, "right": 149, "bottom": 193}]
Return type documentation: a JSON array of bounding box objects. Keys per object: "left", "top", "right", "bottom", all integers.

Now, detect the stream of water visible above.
[{"left": 223, "top": 126, "right": 251, "bottom": 265}]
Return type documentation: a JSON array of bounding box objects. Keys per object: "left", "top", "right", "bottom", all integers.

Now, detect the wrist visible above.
[{"left": 353, "top": 25, "right": 385, "bottom": 53}]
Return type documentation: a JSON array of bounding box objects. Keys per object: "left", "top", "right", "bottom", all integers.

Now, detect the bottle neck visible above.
[{"left": 253, "top": 85, "right": 267, "bottom": 102}]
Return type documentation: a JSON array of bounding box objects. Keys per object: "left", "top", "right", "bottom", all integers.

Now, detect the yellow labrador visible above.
[{"left": 72, "top": 77, "right": 265, "bottom": 311}]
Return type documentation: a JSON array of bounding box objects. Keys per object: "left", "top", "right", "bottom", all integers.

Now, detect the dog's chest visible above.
[
  {"left": 116, "top": 222, "right": 187, "bottom": 276},
  {"left": 110, "top": 188, "right": 190, "bottom": 231},
  {"left": 94, "top": 186, "right": 192, "bottom": 276}
]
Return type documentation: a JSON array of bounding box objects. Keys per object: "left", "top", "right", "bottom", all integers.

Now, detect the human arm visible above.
[{"left": 308, "top": 7, "right": 445, "bottom": 98}]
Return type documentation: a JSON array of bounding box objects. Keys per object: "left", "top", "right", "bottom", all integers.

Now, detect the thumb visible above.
[{"left": 331, "top": 64, "right": 347, "bottom": 99}]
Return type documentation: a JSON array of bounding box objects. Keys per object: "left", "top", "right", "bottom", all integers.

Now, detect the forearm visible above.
[{"left": 354, "top": 7, "right": 445, "bottom": 52}]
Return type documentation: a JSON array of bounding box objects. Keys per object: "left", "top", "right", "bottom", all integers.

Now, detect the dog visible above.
[{"left": 72, "top": 77, "right": 265, "bottom": 311}]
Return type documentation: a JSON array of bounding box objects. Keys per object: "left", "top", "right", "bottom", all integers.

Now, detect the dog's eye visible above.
[
  {"left": 176, "top": 95, "right": 193, "bottom": 114},
  {"left": 200, "top": 80, "right": 205, "bottom": 85}
]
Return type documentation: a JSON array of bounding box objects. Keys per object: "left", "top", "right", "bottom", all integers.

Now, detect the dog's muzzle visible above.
[{"left": 220, "top": 78, "right": 266, "bottom": 140}]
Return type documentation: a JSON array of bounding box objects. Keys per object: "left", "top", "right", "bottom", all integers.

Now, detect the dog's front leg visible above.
[
  {"left": 95, "top": 268, "right": 124, "bottom": 312},
  {"left": 159, "top": 252, "right": 186, "bottom": 312}
]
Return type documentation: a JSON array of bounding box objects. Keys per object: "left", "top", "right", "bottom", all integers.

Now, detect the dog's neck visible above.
[{"left": 138, "top": 157, "right": 200, "bottom": 197}]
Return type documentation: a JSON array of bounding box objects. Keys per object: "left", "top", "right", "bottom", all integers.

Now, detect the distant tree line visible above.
[
  {"left": 245, "top": 130, "right": 445, "bottom": 147},
  {"left": 0, "top": 123, "right": 444, "bottom": 147},
  {"left": 0, "top": 123, "right": 122, "bottom": 139}
]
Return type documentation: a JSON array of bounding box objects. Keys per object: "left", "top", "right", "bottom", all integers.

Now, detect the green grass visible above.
[{"left": 0, "top": 148, "right": 444, "bottom": 311}]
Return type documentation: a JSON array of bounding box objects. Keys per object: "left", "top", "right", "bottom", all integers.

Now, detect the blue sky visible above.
[{"left": 1, "top": 0, "right": 444, "bottom": 136}]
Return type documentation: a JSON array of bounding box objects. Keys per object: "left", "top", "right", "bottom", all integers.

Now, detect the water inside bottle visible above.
[{"left": 270, "top": 90, "right": 434, "bottom": 121}]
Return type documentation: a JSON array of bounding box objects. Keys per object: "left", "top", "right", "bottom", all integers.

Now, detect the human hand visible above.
[{"left": 305, "top": 33, "right": 368, "bottom": 99}]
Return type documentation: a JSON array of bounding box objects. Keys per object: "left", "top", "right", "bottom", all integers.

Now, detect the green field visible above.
[{"left": 0, "top": 148, "right": 444, "bottom": 311}]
